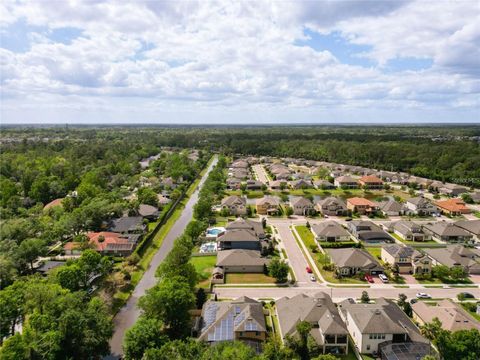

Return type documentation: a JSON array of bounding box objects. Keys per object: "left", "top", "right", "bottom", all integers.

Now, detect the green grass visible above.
[
  {"left": 296, "top": 226, "right": 316, "bottom": 248},
  {"left": 190, "top": 255, "right": 217, "bottom": 288},
  {"left": 224, "top": 273, "right": 278, "bottom": 284},
  {"left": 365, "top": 247, "right": 382, "bottom": 259},
  {"left": 475, "top": 211, "right": 480, "bottom": 219},
  {"left": 361, "top": 355, "right": 375, "bottom": 360},
  {"left": 460, "top": 303, "right": 480, "bottom": 321}
]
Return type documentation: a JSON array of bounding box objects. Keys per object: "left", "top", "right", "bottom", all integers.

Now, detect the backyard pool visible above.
[{"left": 206, "top": 227, "right": 226, "bottom": 237}]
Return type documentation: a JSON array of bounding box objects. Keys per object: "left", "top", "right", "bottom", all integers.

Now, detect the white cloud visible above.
[{"left": 0, "top": 0, "right": 478, "bottom": 123}]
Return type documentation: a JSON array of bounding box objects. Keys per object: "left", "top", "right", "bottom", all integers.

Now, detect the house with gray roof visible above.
[
  {"left": 381, "top": 244, "right": 431, "bottom": 275},
  {"left": 138, "top": 204, "right": 159, "bottom": 220},
  {"left": 386, "top": 220, "right": 431, "bottom": 242},
  {"left": 216, "top": 249, "right": 269, "bottom": 274},
  {"left": 226, "top": 218, "right": 265, "bottom": 238},
  {"left": 348, "top": 220, "right": 394, "bottom": 244},
  {"left": 439, "top": 183, "right": 469, "bottom": 196},
  {"left": 221, "top": 195, "right": 247, "bottom": 215},
  {"left": 314, "top": 180, "right": 335, "bottom": 190},
  {"left": 246, "top": 179, "right": 265, "bottom": 190},
  {"left": 310, "top": 221, "right": 351, "bottom": 242},
  {"left": 422, "top": 222, "right": 474, "bottom": 243},
  {"left": 290, "top": 197, "right": 315, "bottom": 215},
  {"left": 108, "top": 216, "right": 146, "bottom": 234},
  {"left": 289, "top": 179, "right": 313, "bottom": 189},
  {"left": 334, "top": 176, "right": 359, "bottom": 189},
  {"left": 424, "top": 245, "right": 480, "bottom": 274},
  {"left": 315, "top": 197, "right": 347, "bottom": 216},
  {"left": 328, "top": 248, "right": 384, "bottom": 276},
  {"left": 377, "top": 199, "right": 405, "bottom": 216},
  {"left": 197, "top": 297, "right": 266, "bottom": 352},
  {"left": 338, "top": 298, "right": 429, "bottom": 357},
  {"left": 455, "top": 220, "right": 480, "bottom": 241},
  {"left": 405, "top": 197, "right": 439, "bottom": 216},
  {"left": 276, "top": 292, "right": 349, "bottom": 355},
  {"left": 217, "top": 229, "right": 261, "bottom": 251}
]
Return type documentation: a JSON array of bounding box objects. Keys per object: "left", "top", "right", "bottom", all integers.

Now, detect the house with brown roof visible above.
[
  {"left": 435, "top": 198, "right": 471, "bottom": 216},
  {"left": 412, "top": 299, "right": 480, "bottom": 332},
  {"left": 359, "top": 175, "right": 384, "bottom": 189},
  {"left": 256, "top": 196, "right": 280, "bottom": 215},
  {"left": 346, "top": 197, "right": 378, "bottom": 215},
  {"left": 290, "top": 197, "right": 315, "bottom": 215},
  {"left": 328, "top": 248, "right": 384, "bottom": 276},
  {"left": 381, "top": 245, "right": 431, "bottom": 274},
  {"left": 315, "top": 197, "right": 347, "bottom": 216},
  {"left": 276, "top": 292, "right": 349, "bottom": 355},
  {"left": 334, "top": 176, "right": 359, "bottom": 189},
  {"left": 197, "top": 297, "right": 266, "bottom": 352},
  {"left": 338, "top": 298, "right": 429, "bottom": 356},
  {"left": 64, "top": 231, "right": 135, "bottom": 256},
  {"left": 221, "top": 195, "right": 247, "bottom": 215},
  {"left": 311, "top": 221, "right": 351, "bottom": 242}
]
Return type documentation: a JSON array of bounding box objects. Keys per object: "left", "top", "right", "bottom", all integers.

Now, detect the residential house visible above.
[
  {"left": 377, "top": 199, "right": 405, "bottom": 216},
  {"left": 276, "top": 292, "right": 349, "bottom": 355},
  {"left": 435, "top": 198, "right": 471, "bottom": 216},
  {"left": 269, "top": 180, "right": 287, "bottom": 190},
  {"left": 338, "top": 298, "right": 429, "bottom": 357},
  {"left": 246, "top": 179, "right": 265, "bottom": 190},
  {"left": 347, "top": 220, "right": 394, "bottom": 243},
  {"left": 231, "top": 168, "right": 249, "bottom": 180},
  {"left": 138, "top": 204, "right": 160, "bottom": 220},
  {"left": 439, "top": 184, "right": 469, "bottom": 196},
  {"left": 108, "top": 216, "right": 146, "bottom": 234},
  {"left": 314, "top": 180, "right": 335, "bottom": 190},
  {"left": 227, "top": 178, "right": 242, "bottom": 190},
  {"left": 157, "top": 194, "right": 171, "bottom": 206},
  {"left": 455, "top": 220, "right": 480, "bottom": 241},
  {"left": 160, "top": 177, "right": 177, "bottom": 189},
  {"left": 217, "top": 229, "right": 261, "bottom": 251},
  {"left": 221, "top": 195, "right": 247, "bottom": 215},
  {"left": 386, "top": 220, "right": 431, "bottom": 242},
  {"left": 36, "top": 261, "right": 66, "bottom": 275},
  {"left": 290, "top": 197, "right": 315, "bottom": 216},
  {"left": 359, "top": 175, "right": 384, "bottom": 189},
  {"left": 231, "top": 160, "right": 249, "bottom": 169},
  {"left": 412, "top": 299, "right": 480, "bottom": 332},
  {"left": 215, "top": 249, "right": 269, "bottom": 274},
  {"left": 315, "top": 197, "right": 348, "bottom": 216},
  {"left": 334, "top": 176, "right": 359, "bottom": 189},
  {"left": 346, "top": 197, "right": 379, "bottom": 215},
  {"left": 197, "top": 297, "right": 266, "bottom": 352},
  {"left": 424, "top": 245, "right": 480, "bottom": 274},
  {"left": 225, "top": 218, "right": 265, "bottom": 239},
  {"left": 311, "top": 221, "right": 351, "bottom": 242},
  {"left": 289, "top": 179, "right": 312, "bottom": 189},
  {"left": 422, "top": 222, "right": 474, "bottom": 243},
  {"left": 256, "top": 196, "right": 281, "bottom": 215},
  {"left": 381, "top": 245, "right": 431, "bottom": 274},
  {"left": 405, "top": 197, "right": 439, "bottom": 216},
  {"left": 64, "top": 231, "right": 135, "bottom": 257},
  {"left": 328, "top": 248, "right": 384, "bottom": 276}
]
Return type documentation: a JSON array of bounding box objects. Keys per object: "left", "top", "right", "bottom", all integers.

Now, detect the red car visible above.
[
  {"left": 306, "top": 266, "right": 312, "bottom": 273},
  {"left": 364, "top": 274, "right": 374, "bottom": 283}
]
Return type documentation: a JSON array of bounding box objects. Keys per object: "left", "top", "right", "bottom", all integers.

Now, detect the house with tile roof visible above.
[
  {"left": 346, "top": 197, "right": 379, "bottom": 215},
  {"left": 435, "top": 198, "right": 471, "bottom": 216},
  {"left": 359, "top": 175, "right": 384, "bottom": 189}
]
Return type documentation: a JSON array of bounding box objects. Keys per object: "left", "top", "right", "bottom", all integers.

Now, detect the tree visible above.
[
  {"left": 138, "top": 276, "right": 195, "bottom": 337},
  {"left": 137, "top": 187, "right": 159, "bottom": 207},
  {"left": 461, "top": 193, "right": 473, "bottom": 204},
  {"left": 285, "top": 206, "right": 294, "bottom": 217},
  {"left": 200, "top": 340, "right": 256, "bottom": 360},
  {"left": 360, "top": 291, "right": 370, "bottom": 303},
  {"left": 420, "top": 317, "right": 442, "bottom": 341},
  {"left": 185, "top": 220, "right": 207, "bottom": 242},
  {"left": 123, "top": 316, "right": 168, "bottom": 360},
  {"left": 436, "top": 329, "right": 480, "bottom": 360},
  {"left": 268, "top": 258, "right": 289, "bottom": 283},
  {"left": 397, "top": 293, "right": 407, "bottom": 307},
  {"left": 421, "top": 356, "right": 437, "bottom": 360},
  {"left": 312, "top": 355, "right": 339, "bottom": 360},
  {"left": 289, "top": 321, "right": 313, "bottom": 360},
  {"left": 0, "top": 334, "right": 28, "bottom": 360},
  {"left": 55, "top": 264, "right": 82, "bottom": 291},
  {"left": 432, "top": 265, "right": 450, "bottom": 280},
  {"left": 196, "top": 288, "right": 207, "bottom": 309},
  {"left": 261, "top": 336, "right": 296, "bottom": 360},
  {"left": 143, "top": 339, "right": 207, "bottom": 360},
  {"left": 450, "top": 266, "right": 466, "bottom": 281},
  {"left": 0, "top": 282, "right": 25, "bottom": 344},
  {"left": 17, "top": 238, "right": 46, "bottom": 272}
]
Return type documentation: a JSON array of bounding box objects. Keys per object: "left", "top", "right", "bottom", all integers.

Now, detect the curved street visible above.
[{"left": 108, "top": 156, "right": 218, "bottom": 358}]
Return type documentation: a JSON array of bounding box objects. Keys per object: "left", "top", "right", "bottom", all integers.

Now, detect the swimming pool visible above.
[{"left": 206, "top": 227, "right": 226, "bottom": 237}]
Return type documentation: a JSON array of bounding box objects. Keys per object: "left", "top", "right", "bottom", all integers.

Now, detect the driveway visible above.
[
  {"left": 401, "top": 274, "right": 418, "bottom": 285},
  {"left": 274, "top": 223, "right": 317, "bottom": 286}
]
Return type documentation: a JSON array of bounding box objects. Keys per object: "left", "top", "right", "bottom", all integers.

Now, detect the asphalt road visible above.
[
  {"left": 107, "top": 156, "right": 218, "bottom": 358},
  {"left": 252, "top": 164, "right": 270, "bottom": 184}
]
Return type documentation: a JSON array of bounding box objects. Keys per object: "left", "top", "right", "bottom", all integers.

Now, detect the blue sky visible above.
[{"left": 0, "top": 0, "right": 479, "bottom": 124}]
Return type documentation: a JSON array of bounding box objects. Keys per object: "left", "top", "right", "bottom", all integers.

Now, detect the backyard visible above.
[{"left": 190, "top": 255, "right": 217, "bottom": 288}]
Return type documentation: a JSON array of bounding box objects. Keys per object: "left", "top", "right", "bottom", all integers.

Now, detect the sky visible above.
[{"left": 0, "top": 0, "right": 479, "bottom": 124}]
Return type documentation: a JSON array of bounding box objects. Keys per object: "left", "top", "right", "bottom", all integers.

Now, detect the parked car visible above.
[
  {"left": 365, "top": 274, "right": 374, "bottom": 283},
  {"left": 310, "top": 275, "right": 316, "bottom": 282},
  {"left": 378, "top": 274, "right": 389, "bottom": 283},
  {"left": 324, "top": 214, "right": 329, "bottom": 218},
  {"left": 459, "top": 292, "right": 475, "bottom": 299},
  {"left": 306, "top": 266, "right": 312, "bottom": 273},
  {"left": 410, "top": 298, "right": 418, "bottom": 304},
  {"left": 345, "top": 218, "right": 352, "bottom": 222},
  {"left": 416, "top": 292, "right": 431, "bottom": 299}
]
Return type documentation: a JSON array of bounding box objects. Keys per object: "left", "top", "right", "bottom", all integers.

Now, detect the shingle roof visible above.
[
  {"left": 221, "top": 195, "right": 246, "bottom": 207},
  {"left": 225, "top": 218, "right": 264, "bottom": 237},
  {"left": 217, "top": 229, "right": 259, "bottom": 243},
  {"left": 311, "top": 221, "right": 350, "bottom": 237},
  {"left": 423, "top": 222, "right": 472, "bottom": 237},
  {"left": 455, "top": 220, "right": 480, "bottom": 235},
  {"left": 328, "top": 248, "right": 382, "bottom": 270},
  {"left": 216, "top": 249, "right": 269, "bottom": 267}
]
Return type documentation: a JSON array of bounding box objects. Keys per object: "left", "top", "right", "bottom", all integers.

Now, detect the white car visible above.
[
  {"left": 416, "top": 292, "right": 431, "bottom": 299},
  {"left": 310, "top": 275, "right": 316, "bottom": 282},
  {"left": 378, "top": 274, "right": 389, "bottom": 283}
]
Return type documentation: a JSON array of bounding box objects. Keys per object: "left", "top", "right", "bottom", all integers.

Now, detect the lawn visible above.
[
  {"left": 293, "top": 226, "right": 364, "bottom": 284},
  {"left": 191, "top": 255, "right": 217, "bottom": 288},
  {"left": 461, "top": 303, "right": 480, "bottom": 321},
  {"left": 365, "top": 247, "right": 382, "bottom": 260},
  {"left": 475, "top": 211, "right": 480, "bottom": 219},
  {"left": 225, "top": 273, "right": 277, "bottom": 284}
]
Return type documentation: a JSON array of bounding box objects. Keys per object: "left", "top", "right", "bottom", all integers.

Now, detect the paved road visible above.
[
  {"left": 214, "top": 285, "right": 480, "bottom": 302},
  {"left": 274, "top": 223, "right": 314, "bottom": 286},
  {"left": 108, "top": 156, "right": 218, "bottom": 358},
  {"left": 252, "top": 164, "right": 270, "bottom": 184}
]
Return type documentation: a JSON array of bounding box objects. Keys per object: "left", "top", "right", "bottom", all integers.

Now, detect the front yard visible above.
[{"left": 224, "top": 273, "right": 277, "bottom": 284}]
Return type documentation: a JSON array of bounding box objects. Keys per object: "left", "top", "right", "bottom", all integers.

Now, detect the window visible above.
[{"left": 367, "top": 345, "right": 370, "bottom": 351}]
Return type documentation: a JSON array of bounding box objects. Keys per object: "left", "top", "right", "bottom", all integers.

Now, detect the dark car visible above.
[{"left": 459, "top": 292, "right": 475, "bottom": 299}]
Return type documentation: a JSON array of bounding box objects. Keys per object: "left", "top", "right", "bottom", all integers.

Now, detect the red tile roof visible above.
[
  {"left": 347, "top": 197, "right": 376, "bottom": 206},
  {"left": 435, "top": 199, "right": 471, "bottom": 214},
  {"left": 359, "top": 175, "right": 383, "bottom": 184}
]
